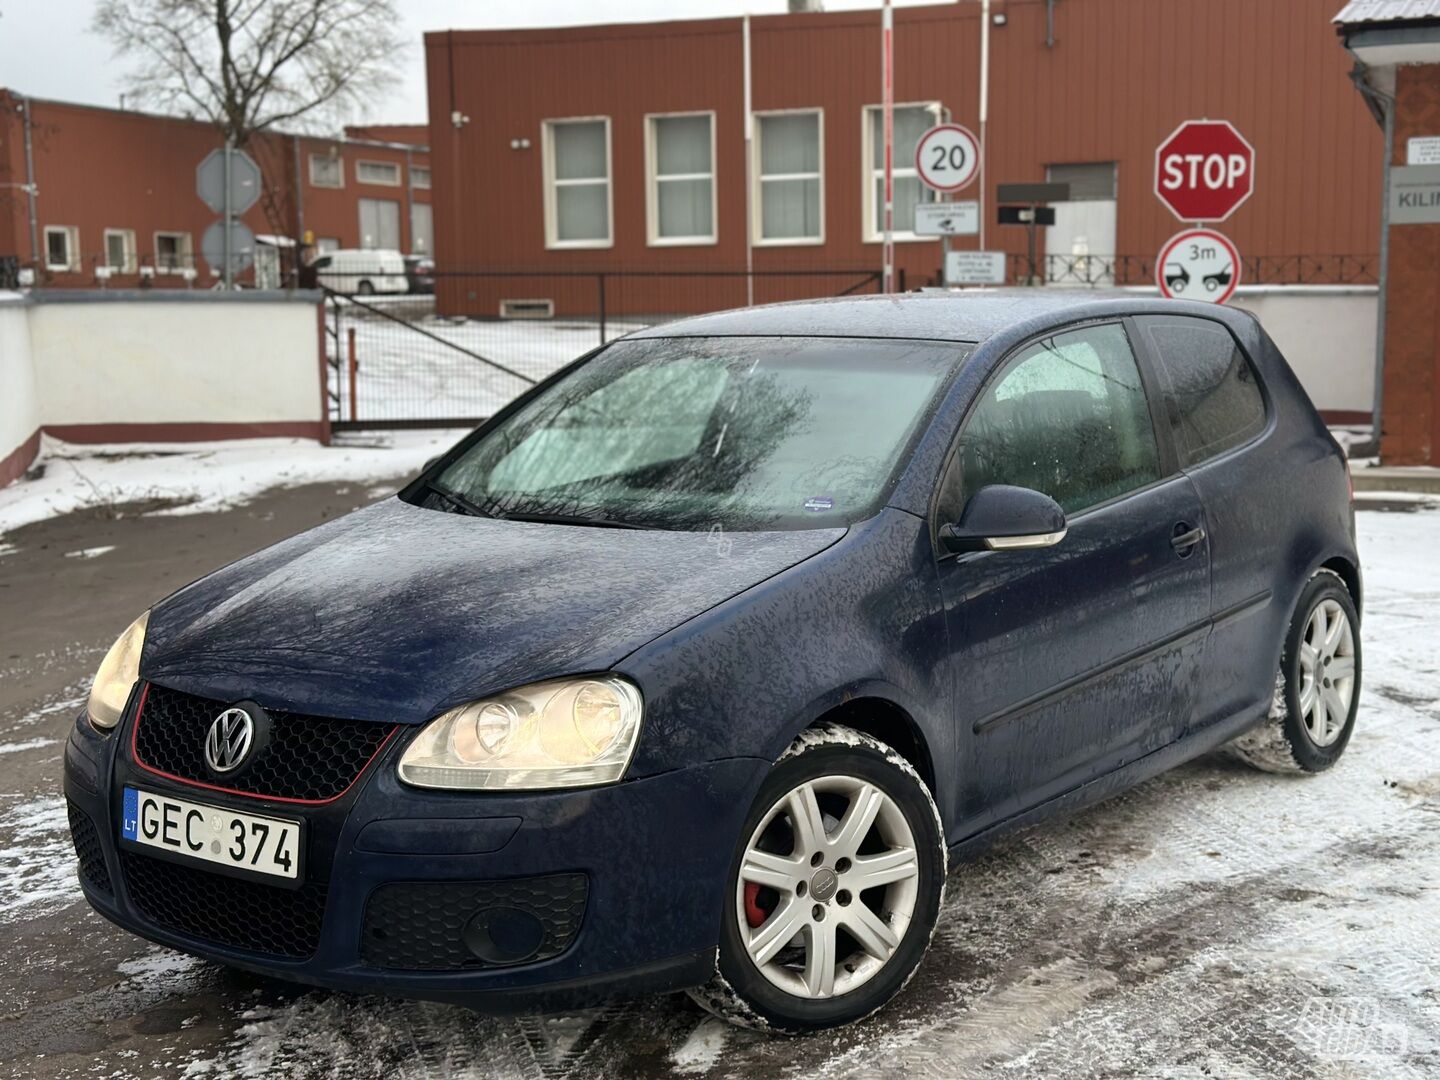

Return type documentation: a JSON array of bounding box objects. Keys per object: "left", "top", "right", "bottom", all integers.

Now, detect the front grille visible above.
[
  {"left": 67, "top": 802, "right": 112, "bottom": 895},
  {"left": 361, "top": 874, "right": 588, "bottom": 971},
  {"left": 133, "top": 683, "right": 396, "bottom": 802},
  {"left": 120, "top": 850, "right": 327, "bottom": 959}
]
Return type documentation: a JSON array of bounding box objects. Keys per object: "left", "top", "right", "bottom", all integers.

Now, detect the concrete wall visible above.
[
  {"left": 0, "top": 291, "right": 326, "bottom": 486},
  {"left": 0, "top": 295, "right": 40, "bottom": 486},
  {"left": 1229, "top": 286, "right": 1377, "bottom": 422}
]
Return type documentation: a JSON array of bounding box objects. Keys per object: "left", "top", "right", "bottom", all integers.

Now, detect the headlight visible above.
[
  {"left": 87, "top": 611, "right": 149, "bottom": 731},
  {"left": 398, "top": 676, "right": 643, "bottom": 791}
]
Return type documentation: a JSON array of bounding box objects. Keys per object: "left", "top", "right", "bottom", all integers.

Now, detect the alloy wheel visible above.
[
  {"left": 734, "top": 774, "right": 919, "bottom": 1000},
  {"left": 1298, "top": 598, "right": 1356, "bottom": 747}
]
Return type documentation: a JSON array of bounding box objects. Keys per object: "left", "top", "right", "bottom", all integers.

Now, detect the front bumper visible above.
[{"left": 64, "top": 707, "right": 766, "bottom": 1009}]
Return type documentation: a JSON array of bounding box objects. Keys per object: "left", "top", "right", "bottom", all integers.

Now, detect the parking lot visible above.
[{"left": 1, "top": 468, "right": 1437, "bottom": 1080}]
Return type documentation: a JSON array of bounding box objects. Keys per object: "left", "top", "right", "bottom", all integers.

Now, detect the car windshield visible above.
[{"left": 432, "top": 335, "right": 968, "bottom": 530}]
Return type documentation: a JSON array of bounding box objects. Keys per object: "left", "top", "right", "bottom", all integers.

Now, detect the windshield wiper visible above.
[
  {"left": 498, "top": 510, "right": 651, "bottom": 530},
  {"left": 425, "top": 481, "right": 491, "bottom": 518}
]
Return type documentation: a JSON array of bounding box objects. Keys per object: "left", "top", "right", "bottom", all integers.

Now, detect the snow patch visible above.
[
  {"left": 0, "top": 737, "right": 58, "bottom": 755},
  {"left": 0, "top": 796, "right": 79, "bottom": 920},
  {"left": 64, "top": 545, "right": 116, "bottom": 559},
  {"left": 0, "top": 430, "right": 467, "bottom": 543}
]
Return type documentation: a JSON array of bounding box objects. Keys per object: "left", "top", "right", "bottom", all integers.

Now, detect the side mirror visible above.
[{"left": 939, "top": 484, "right": 1067, "bottom": 554}]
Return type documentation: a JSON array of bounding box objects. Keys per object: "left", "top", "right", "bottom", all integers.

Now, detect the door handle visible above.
[{"left": 1170, "top": 524, "right": 1206, "bottom": 554}]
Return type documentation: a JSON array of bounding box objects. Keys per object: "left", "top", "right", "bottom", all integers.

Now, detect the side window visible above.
[
  {"left": 1138, "top": 316, "right": 1266, "bottom": 468},
  {"left": 953, "top": 323, "right": 1162, "bottom": 516}
]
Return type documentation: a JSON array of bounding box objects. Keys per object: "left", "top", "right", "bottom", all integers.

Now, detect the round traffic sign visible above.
[
  {"left": 915, "top": 123, "right": 980, "bottom": 194},
  {"left": 1156, "top": 228, "right": 1241, "bottom": 304},
  {"left": 1153, "top": 120, "right": 1255, "bottom": 223}
]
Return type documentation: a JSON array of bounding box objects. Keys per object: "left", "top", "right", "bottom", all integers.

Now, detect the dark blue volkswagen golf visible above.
[{"left": 66, "top": 292, "right": 1361, "bottom": 1032}]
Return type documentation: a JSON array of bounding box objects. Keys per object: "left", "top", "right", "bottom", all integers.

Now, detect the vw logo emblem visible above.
[{"left": 205, "top": 708, "right": 255, "bottom": 774}]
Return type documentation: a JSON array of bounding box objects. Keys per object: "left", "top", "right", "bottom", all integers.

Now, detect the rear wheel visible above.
[
  {"left": 356, "top": 279, "right": 375, "bottom": 296},
  {"left": 688, "top": 723, "right": 945, "bottom": 1032},
  {"left": 1228, "top": 570, "right": 1360, "bottom": 774}
]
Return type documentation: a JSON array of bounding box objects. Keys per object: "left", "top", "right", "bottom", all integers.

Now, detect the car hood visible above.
[{"left": 142, "top": 498, "right": 843, "bottom": 725}]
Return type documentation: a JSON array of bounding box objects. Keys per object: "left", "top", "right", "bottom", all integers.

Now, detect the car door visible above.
[
  {"left": 1131, "top": 314, "right": 1274, "bottom": 735},
  {"left": 933, "top": 320, "right": 1212, "bottom": 833}
]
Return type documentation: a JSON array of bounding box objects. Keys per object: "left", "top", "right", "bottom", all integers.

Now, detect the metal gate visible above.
[{"left": 323, "top": 267, "right": 883, "bottom": 429}]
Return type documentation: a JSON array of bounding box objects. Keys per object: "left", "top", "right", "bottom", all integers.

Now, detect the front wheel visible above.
[{"left": 689, "top": 723, "right": 946, "bottom": 1032}]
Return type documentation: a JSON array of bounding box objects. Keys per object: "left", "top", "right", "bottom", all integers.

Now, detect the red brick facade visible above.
[
  {"left": 0, "top": 92, "right": 431, "bottom": 288},
  {"left": 1380, "top": 64, "right": 1440, "bottom": 465}
]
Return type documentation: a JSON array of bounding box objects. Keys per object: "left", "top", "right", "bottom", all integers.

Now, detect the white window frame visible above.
[
  {"left": 410, "top": 165, "right": 432, "bottom": 190},
  {"left": 355, "top": 159, "right": 402, "bottom": 187},
  {"left": 861, "top": 101, "right": 942, "bottom": 243},
  {"left": 44, "top": 225, "right": 79, "bottom": 271},
  {"left": 541, "top": 116, "right": 614, "bottom": 251},
  {"left": 645, "top": 110, "right": 718, "bottom": 247},
  {"left": 308, "top": 152, "right": 344, "bottom": 189},
  {"left": 153, "top": 231, "right": 193, "bottom": 274},
  {"left": 752, "top": 108, "right": 825, "bottom": 247},
  {"left": 103, "top": 228, "right": 137, "bottom": 272}
]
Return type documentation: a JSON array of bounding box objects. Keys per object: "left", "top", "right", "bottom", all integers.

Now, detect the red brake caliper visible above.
[{"left": 743, "top": 882, "right": 768, "bottom": 928}]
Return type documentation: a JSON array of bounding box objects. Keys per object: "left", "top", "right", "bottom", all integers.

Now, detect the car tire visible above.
[
  {"left": 1227, "top": 569, "right": 1361, "bottom": 774},
  {"left": 687, "top": 722, "right": 946, "bottom": 1033},
  {"left": 356, "top": 280, "right": 375, "bottom": 296}
]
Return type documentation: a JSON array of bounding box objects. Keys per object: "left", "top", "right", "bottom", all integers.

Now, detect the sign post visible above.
[
  {"left": 916, "top": 122, "right": 981, "bottom": 284},
  {"left": 995, "top": 181, "right": 1067, "bottom": 284},
  {"left": 197, "top": 146, "right": 261, "bottom": 286},
  {"left": 881, "top": 0, "right": 894, "bottom": 293}
]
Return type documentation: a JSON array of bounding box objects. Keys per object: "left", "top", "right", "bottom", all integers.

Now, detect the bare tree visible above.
[{"left": 92, "top": 0, "right": 406, "bottom": 145}]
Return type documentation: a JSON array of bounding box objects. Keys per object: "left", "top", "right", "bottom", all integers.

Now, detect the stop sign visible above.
[{"left": 1154, "top": 120, "right": 1256, "bottom": 222}]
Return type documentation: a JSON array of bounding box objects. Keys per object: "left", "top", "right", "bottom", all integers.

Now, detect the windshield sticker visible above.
[{"left": 803, "top": 496, "right": 835, "bottom": 513}]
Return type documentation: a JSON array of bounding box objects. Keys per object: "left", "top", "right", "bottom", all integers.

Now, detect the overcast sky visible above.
[{"left": 0, "top": 0, "right": 940, "bottom": 126}]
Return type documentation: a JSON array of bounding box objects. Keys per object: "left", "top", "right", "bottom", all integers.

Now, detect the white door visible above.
[
  {"left": 1045, "top": 163, "right": 1117, "bottom": 286},
  {"left": 359, "top": 199, "right": 401, "bottom": 250}
]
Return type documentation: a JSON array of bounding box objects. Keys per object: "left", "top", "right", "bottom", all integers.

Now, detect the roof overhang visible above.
[{"left": 1342, "top": 23, "right": 1440, "bottom": 65}]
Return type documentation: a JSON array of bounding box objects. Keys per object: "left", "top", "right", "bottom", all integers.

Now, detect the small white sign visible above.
[
  {"left": 915, "top": 124, "right": 981, "bottom": 194},
  {"left": 945, "top": 251, "right": 1007, "bottom": 286},
  {"left": 1408, "top": 136, "right": 1440, "bottom": 165},
  {"left": 914, "top": 201, "right": 980, "bottom": 236}
]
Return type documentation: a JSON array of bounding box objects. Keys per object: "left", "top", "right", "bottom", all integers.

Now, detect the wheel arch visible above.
[
  {"left": 1319, "top": 554, "right": 1362, "bottom": 618},
  {"left": 803, "top": 694, "right": 938, "bottom": 801}
]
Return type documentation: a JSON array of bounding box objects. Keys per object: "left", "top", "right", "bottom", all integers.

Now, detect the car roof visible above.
[{"left": 625, "top": 289, "right": 1190, "bottom": 345}]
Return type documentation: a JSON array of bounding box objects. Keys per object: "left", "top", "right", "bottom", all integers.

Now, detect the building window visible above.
[
  {"left": 647, "top": 112, "right": 716, "bottom": 245},
  {"left": 356, "top": 159, "right": 402, "bottom": 186},
  {"left": 104, "top": 229, "right": 136, "bottom": 272},
  {"left": 316, "top": 237, "right": 341, "bottom": 254},
  {"left": 44, "top": 226, "right": 79, "bottom": 271},
  {"left": 411, "top": 203, "right": 433, "bottom": 255},
  {"left": 542, "top": 117, "right": 612, "bottom": 249},
  {"left": 410, "top": 165, "right": 432, "bottom": 190},
  {"left": 755, "top": 110, "right": 823, "bottom": 245},
  {"left": 154, "top": 231, "right": 193, "bottom": 272},
  {"left": 359, "top": 198, "right": 401, "bottom": 250},
  {"left": 862, "top": 103, "right": 941, "bottom": 242},
  {"left": 309, "top": 152, "right": 344, "bottom": 188}
]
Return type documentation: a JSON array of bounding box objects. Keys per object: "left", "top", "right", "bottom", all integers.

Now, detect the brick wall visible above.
[{"left": 1381, "top": 64, "right": 1440, "bottom": 465}]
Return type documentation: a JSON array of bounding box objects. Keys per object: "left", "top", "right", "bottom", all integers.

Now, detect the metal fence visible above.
[
  {"left": 322, "top": 267, "right": 883, "bottom": 429},
  {"left": 1028, "top": 253, "right": 1380, "bottom": 288}
]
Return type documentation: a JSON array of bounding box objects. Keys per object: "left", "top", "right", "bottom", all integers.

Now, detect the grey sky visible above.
[{"left": 0, "top": 0, "right": 940, "bottom": 126}]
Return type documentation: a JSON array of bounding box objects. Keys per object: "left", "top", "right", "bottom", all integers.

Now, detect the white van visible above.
[{"left": 312, "top": 249, "right": 408, "bottom": 295}]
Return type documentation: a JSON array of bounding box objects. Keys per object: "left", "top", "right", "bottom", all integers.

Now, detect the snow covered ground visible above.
[
  {"left": 0, "top": 430, "right": 468, "bottom": 548},
  {"left": 325, "top": 305, "right": 649, "bottom": 422},
  {"left": 0, "top": 501, "right": 1437, "bottom": 1078}
]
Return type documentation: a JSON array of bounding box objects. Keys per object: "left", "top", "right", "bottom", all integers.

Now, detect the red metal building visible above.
[
  {"left": 0, "top": 92, "right": 432, "bottom": 288},
  {"left": 423, "top": 0, "right": 1381, "bottom": 316}
]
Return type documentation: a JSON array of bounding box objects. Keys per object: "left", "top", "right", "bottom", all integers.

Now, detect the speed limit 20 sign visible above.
[{"left": 915, "top": 124, "right": 980, "bottom": 193}]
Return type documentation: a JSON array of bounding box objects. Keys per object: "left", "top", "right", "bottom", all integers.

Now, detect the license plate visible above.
[{"left": 120, "top": 787, "right": 301, "bottom": 882}]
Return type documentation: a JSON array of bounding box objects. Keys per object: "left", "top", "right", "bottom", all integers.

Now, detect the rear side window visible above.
[
  {"left": 1138, "top": 316, "right": 1266, "bottom": 468},
  {"left": 953, "top": 322, "right": 1162, "bottom": 516}
]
